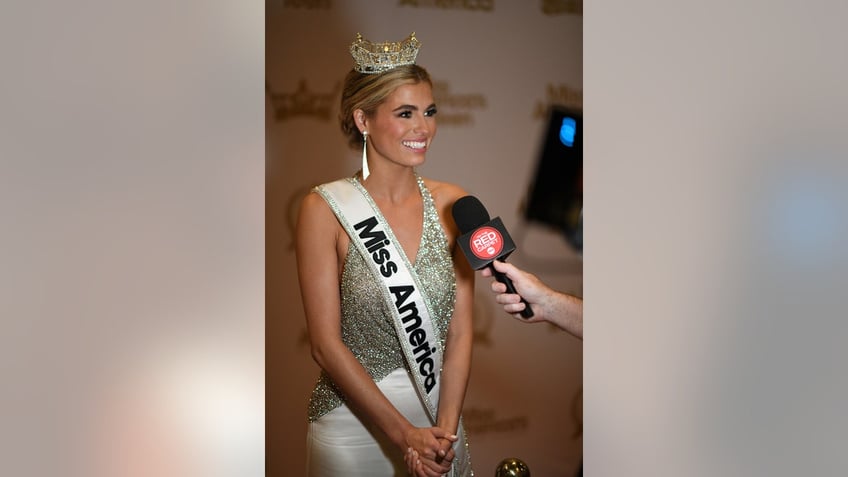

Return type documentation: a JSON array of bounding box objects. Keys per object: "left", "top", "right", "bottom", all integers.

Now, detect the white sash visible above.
[{"left": 316, "top": 178, "right": 443, "bottom": 421}]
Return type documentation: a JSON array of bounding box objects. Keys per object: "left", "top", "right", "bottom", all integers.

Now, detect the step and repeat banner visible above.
[{"left": 267, "top": 1, "right": 583, "bottom": 475}]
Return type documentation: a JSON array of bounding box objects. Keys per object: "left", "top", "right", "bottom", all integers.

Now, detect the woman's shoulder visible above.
[
  {"left": 297, "top": 189, "right": 336, "bottom": 228},
  {"left": 421, "top": 177, "right": 468, "bottom": 207},
  {"left": 300, "top": 188, "right": 328, "bottom": 211}
]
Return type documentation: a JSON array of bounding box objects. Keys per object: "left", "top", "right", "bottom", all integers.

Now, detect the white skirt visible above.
[{"left": 307, "top": 368, "right": 471, "bottom": 477}]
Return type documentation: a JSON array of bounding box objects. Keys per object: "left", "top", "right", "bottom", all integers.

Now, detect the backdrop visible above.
[{"left": 267, "top": 1, "right": 583, "bottom": 475}]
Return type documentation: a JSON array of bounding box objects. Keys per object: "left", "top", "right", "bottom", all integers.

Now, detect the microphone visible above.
[{"left": 451, "top": 196, "right": 534, "bottom": 318}]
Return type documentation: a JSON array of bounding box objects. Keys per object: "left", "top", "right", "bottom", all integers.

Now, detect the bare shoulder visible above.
[
  {"left": 421, "top": 177, "right": 469, "bottom": 210},
  {"left": 297, "top": 190, "right": 337, "bottom": 234},
  {"left": 299, "top": 189, "right": 330, "bottom": 217},
  {"left": 421, "top": 177, "right": 470, "bottom": 239}
]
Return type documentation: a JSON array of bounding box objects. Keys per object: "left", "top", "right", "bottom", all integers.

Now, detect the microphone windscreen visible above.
[{"left": 451, "top": 196, "right": 490, "bottom": 234}]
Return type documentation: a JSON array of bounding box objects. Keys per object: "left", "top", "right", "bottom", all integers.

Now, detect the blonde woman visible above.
[{"left": 296, "top": 33, "right": 474, "bottom": 477}]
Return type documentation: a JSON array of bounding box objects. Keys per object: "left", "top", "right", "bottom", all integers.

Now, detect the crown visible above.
[{"left": 349, "top": 32, "right": 421, "bottom": 74}]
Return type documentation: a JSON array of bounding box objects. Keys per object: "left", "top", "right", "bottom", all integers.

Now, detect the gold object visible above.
[
  {"left": 349, "top": 32, "right": 421, "bottom": 74},
  {"left": 495, "top": 457, "right": 531, "bottom": 477}
]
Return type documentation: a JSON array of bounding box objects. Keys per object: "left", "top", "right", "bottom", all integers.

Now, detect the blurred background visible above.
[
  {"left": 5, "top": 1, "right": 848, "bottom": 476},
  {"left": 267, "top": 1, "right": 583, "bottom": 475},
  {"left": 1, "top": 1, "right": 264, "bottom": 476}
]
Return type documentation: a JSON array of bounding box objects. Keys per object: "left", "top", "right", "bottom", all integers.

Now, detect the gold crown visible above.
[{"left": 349, "top": 32, "right": 421, "bottom": 74}]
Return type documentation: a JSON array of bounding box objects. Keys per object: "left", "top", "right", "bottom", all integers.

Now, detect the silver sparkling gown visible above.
[{"left": 306, "top": 175, "right": 472, "bottom": 476}]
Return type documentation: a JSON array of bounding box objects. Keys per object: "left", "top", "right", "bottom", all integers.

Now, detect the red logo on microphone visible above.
[{"left": 470, "top": 226, "right": 503, "bottom": 260}]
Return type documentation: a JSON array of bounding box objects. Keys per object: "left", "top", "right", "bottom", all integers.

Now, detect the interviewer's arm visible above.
[{"left": 482, "top": 260, "right": 583, "bottom": 339}]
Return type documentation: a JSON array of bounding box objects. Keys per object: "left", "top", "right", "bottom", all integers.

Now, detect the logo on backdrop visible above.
[
  {"left": 399, "top": 0, "right": 494, "bottom": 11},
  {"left": 432, "top": 80, "right": 487, "bottom": 126},
  {"left": 463, "top": 407, "right": 529, "bottom": 435},
  {"left": 533, "top": 83, "right": 582, "bottom": 119},
  {"left": 267, "top": 79, "right": 339, "bottom": 122},
  {"left": 541, "top": 0, "right": 582, "bottom": 15}
]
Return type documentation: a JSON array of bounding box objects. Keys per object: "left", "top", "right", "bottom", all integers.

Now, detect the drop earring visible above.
[{"left": 361, "top": 131, "right": 370, "bottom": 180}]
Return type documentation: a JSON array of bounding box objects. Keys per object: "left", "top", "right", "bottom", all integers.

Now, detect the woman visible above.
[{"left": 295, "top": 33, "right": 475, "bottom": 476}]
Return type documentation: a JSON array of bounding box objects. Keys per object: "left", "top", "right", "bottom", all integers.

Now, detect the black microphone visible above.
[{"left": 451, "top": 195, "right": 534, "bottom": 318}]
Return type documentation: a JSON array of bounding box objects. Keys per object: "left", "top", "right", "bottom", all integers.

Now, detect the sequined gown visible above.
[{"left": 306, "top": 175, "right": 472, "bottom": 477}]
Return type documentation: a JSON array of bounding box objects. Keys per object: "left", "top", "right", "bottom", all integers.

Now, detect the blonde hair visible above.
[{"left": 339, "top": 64, "right": 433, "bottom": 149}]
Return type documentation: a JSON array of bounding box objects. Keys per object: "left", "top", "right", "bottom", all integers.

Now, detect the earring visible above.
[{"left": 361, "top": 131, "right": 370, "bottom": 180}]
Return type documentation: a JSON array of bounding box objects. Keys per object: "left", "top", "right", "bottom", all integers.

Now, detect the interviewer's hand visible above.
[
  {"left": 481, "top": 260, "right": 551, "bottom": 323},
  {"left": 481, "top": 260, "right": 584, "bottom": 338}
]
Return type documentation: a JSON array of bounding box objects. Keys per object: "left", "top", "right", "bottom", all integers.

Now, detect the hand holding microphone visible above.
[{"left": 451, "top": 196, "right": 534, "bottom": 318}]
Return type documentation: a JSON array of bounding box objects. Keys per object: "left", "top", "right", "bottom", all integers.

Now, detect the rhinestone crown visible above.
[{"left": 349, "top": 32, "right": 421, "bottom": 74}]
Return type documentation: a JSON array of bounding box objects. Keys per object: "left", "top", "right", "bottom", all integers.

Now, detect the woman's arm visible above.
[
  {"left": 296, "top": 192, "right": 452, "bottom": 471},
  {"left": 436, "top": 234, "right": 474, "bottom": 435},
  {"left": 411, "top": 234, "right": 473, "bottom": 476},
  {"left": 425, "top": 182, "right": 476, "bottom": 462}
]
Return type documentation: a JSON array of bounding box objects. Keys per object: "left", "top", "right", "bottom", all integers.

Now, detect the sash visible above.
[{"left": 316, "top": 178, "right": 472, "bottom": 476}]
